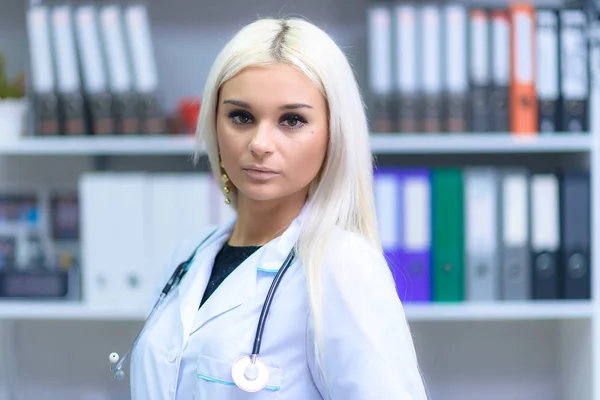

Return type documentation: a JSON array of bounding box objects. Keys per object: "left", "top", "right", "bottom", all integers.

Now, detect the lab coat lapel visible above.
[
  {"left": 190, "top": 252, "right": 259, "bottom": 335},
  {"left": 176, "top": 222, "right": 233, "bottom": 342}
]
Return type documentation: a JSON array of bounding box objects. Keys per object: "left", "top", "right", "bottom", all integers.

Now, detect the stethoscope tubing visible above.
[{"left": 251, "top": 248, "right": 296, "bottom": 355}]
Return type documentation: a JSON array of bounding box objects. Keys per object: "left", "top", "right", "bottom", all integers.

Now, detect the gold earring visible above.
[{"left": 220, "top": 160, "right": 231, "bottom": 204}]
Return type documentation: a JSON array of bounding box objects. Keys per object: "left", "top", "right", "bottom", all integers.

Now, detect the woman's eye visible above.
[
  {"left": 281, "top": 114, "right": 306, "bottom": 129},
  {"left": 229, "top": 111, "right": 253, "bottom": 125}
]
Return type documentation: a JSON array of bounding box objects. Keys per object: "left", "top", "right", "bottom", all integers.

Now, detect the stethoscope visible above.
[{"left": 108, "top": 230, "right": 296, "bottom": 393}]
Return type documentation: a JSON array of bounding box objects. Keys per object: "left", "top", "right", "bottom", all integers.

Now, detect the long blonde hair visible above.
[{"left": 194, "top": 16, "right": 382, "bottom": 379}]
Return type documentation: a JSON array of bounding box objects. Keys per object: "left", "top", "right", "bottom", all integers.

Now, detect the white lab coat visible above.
[{"left": 130, "top": 204, "right": 428, "bottom": 399}]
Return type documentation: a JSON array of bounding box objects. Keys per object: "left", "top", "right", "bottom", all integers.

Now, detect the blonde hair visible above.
[{"left": 194, "top": 17, "right": 382, "bottom": 380}]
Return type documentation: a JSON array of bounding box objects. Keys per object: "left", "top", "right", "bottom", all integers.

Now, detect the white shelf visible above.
[
  {"left": 0, "top": 135, "right": 198, "bottom": 156},
  {"left": 0, "top": 301, "right": 146, "bottom": 321},
  {"left": 404, "top": 301, "right": 594, "bottom": 322},
  {"left": 0, "top": 300, "right": 592, "bottom": 321},
  {"left": 370, "top": 133, "right": 591, "bottom": 154},
  {"left": 0, "top": 133, "right": 590, "bottom": 156}
]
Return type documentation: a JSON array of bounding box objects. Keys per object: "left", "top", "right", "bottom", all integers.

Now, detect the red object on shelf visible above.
[{"left": 177, "top": 97, "right": 202, "bottom": 134}]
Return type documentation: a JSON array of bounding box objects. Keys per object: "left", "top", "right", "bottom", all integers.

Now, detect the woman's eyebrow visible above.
[
  {"left": 222, "top": 99, "right": 313, "bottom": 110},
  {"left": 222, "top": 99, "right": 251, "bottom": 109},
  {"left": 280, "top": 103, "right": 313, "bottom": 110}
]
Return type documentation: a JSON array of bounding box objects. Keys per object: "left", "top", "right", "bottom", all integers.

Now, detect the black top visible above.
[{"left": 199, "top": 242, "right": 261, "bottom": 308}]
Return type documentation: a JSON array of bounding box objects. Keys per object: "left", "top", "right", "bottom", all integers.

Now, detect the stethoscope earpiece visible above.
[
  {"left": 109, "top": 352, "right": 125, "bottom": 380},
  {"left": 109, "top": 352, "right": 120, "bottom": 364}
]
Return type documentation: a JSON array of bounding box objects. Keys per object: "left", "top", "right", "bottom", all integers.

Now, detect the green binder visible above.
[{"left": 432, "top": 168, "right": 465, "bottom": 302}]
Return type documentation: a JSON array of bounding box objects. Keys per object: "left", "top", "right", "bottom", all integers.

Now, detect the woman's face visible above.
[{"left": 216, "top": 64, "right": 329, "bottom": 205}]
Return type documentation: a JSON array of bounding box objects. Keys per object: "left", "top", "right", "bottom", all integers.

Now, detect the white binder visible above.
[
  {"left": 51, "top": 5, "right": 85, "bottom": 136},
  {"left": 27, "top": 5, "right": 59, "bottom": 136},
  {"left": 500, "top": 169, "right": 530, "bottom": 300},
  {"left": 80, "top": 173, "right": 149, "bottom": 313},
  {"left": 419, "top": 5, "right": 442, "bottom": 132},
  {"left": 464, "top": 167, "right": 499, "bottom": 301},
  {"left": 536, "top": 10, "right": 560, "bottom": 132},
  {"left": 443, "top": 4, "right": 468, "bottom": 132},
  {"left": 27, "top": 6, "right": 55, "bottom": 95},
  {"left": 367, "top": 4, "right": 394, "bottom": 132}
]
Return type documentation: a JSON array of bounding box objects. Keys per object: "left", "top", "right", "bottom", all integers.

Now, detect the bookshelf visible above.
[
  {"left": 0, "top": 132, "right": 591, "bottom": 155},
  {"left": 0, "top": 299, "right": 593, "bottom": 322},
  {"left": 0, "top": 0, "right": 598, "bottom": 400}
]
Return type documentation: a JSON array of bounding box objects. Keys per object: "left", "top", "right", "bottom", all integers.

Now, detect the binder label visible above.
[
  {"left": 514, "top": 12, "right": 533, "bottom": 84},
  {"left": 503, "top": 174, "right": 528, "bottom": 246},
  {"left": 492, "top": 13, "right": 509, "bottom": 85},
  {"left": 368, "top": 6, "right": 392, "bottom": 95},
  {"left": 536, "top": 11, "right": 559, "bottom": 100},
  {"left": 52, "top": 6, "right": 80, "bottom": 93},
  {"left": 101, "top": 6, "right": 132, "bottom": 93},
  {"left": 470, "top": 11, "right": 489, "bottom": 85},
  {"left": 561, "top": 12, "right": 588, "bottom": 99},
  {"left": 396, "top": 6, "right": 417, "bottom": 94},
  {"left": 27, "top": 7, "right": 55, "bottom": 93},
  {"left": 125, "top": 5, "right": 159, "bottom": 93},
  {"left": 531, "top": 175, "right": 559, "bottom": 251},
  {"left": 375, "top": 175, "right": 399, "bottom": 250},
  {"left": 403, "top": 178, "right": 430, "bottom": 251},
  {"left": 76, "top": 6, "right": 107, "bottom": 94},
  {"left": 466, "top": 177, "right": 495, "bottom": 252},
  {"left": 421, "top": 6, "right": 441, "bottom": 94},
  {"left": 446, "top": 6, "right": 467, "bottom": 93}
]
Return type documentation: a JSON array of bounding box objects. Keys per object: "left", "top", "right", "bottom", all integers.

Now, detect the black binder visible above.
[
  {"left": 537, "top": 9, "right": 561, "bottom": 133},
  {"left": 529, "top": 171, "right": 561, "bottom": 300},
  {"left": 559, "top": 9, "right": 589, "bottom": 133},
  {"left": 560, "top": 171, "right": 591, "bottom": 299}
]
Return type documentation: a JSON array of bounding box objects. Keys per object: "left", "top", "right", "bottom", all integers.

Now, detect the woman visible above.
[{"left": 130, "top": 17, "right": 428, "bottom": 399}]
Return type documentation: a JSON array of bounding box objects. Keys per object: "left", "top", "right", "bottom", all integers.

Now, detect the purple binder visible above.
[{"left": 377, "top": 168, "right": 431, "bottom": 303}]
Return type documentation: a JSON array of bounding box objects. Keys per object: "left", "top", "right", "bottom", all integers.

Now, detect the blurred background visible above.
[{"left": 0, "top": 0, "right": 598, "bottom": 399}]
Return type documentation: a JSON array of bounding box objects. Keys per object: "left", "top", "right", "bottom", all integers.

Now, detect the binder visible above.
[
  {"left": 500, "top": 169, "right": 531, "bottom": 300},
  {"left": 509, "top": 3, "right": 538, "bottom": 135},
  {"left": 26, "top": 6, "right": 60, "bottom": 136},
  {"left": 419, "top": 5, "right": 442, "bottom": 133},
  {"left": 536, "top": 9, "right": 560, "bottom": 133},
  {"left": 395, "top": 5, "right": 419, "bottom": 133},
  {"left": 464, "top": 167, "right": 499, "bottom": 301},
  {"left": 51, "top": 5, "right": 86, "bottom": 136},
  {"left": 74, "top": 5, "right": 114, "bottom": 135},
  {"left": 443, "top": 5, "right": 468, "bottom": 132},
  {"left": 80, "top": 173, "right": 150, "bottom": 311},
  {"left": 368, "top": 4, "right": 394, "bottom": 133},
  {"left": 530, "top": 172, "right": 561, "bottom": 299},
  {"left": 124, "top": 4, "right": 165, "bottom": 135},
  {"left": 559, "top": 9, "right": 589, "bottom": 133},
  {"left": 431, "top": 168, "right": 464, "bottom": 302},
  {"left": 490, "top": 10, "right": 510, "bottom": 132},
  {"left": 99, "top": 5, "right": 140, "bottom": 134},
  {"left": 374, "top": 169, "right": 406, "bottom": 299},
  {"left": 469, "top": 9, "right": 491, "bottom": 132},
  {"left": 560, "top": 171, "right": 591, "bottom": 299},
  {"left": 400, "top": 169, "right": 431, "bottom": 302}
]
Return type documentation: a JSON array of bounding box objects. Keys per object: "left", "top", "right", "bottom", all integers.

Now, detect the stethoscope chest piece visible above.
[{"left": 231, "top": 355, "right": 269, "bottom": 392}]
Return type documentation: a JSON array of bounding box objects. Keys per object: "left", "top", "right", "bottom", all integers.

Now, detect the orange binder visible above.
[{"left": 509, "top": 3, "right": 538, "bottom": 135}]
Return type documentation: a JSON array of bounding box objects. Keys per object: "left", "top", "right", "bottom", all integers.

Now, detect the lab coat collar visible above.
[
  {"left": 178, "top": 201, "right": 310, "bottom": 340},
  {"left": 254, "top": 201, "right": 309, "bottom": 273}
]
